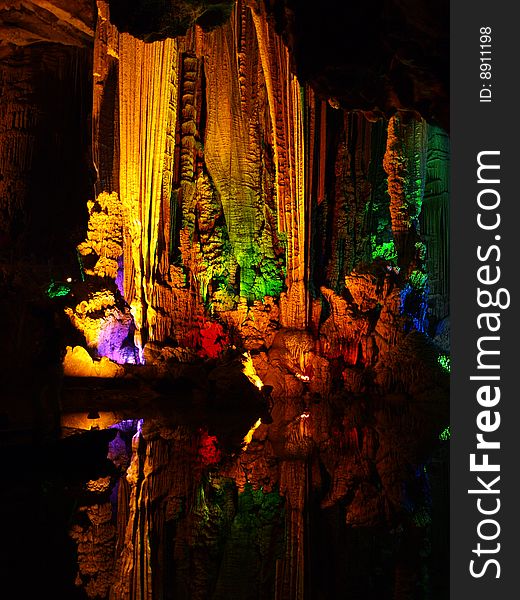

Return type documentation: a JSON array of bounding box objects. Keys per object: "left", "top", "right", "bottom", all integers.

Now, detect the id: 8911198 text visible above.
[{"left": 480, "top": 26, "right": 492, "bottom": 103}]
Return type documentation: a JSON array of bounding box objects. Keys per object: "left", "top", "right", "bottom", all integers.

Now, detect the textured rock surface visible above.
[
  {"left": 78, "top": 191, "right": 123, "bottom": 279},
  {"left": 0, "top": 0, "right": 95, "bottom": 46},
  {"left": 0, "top": 42, "right": 93, "bottom": 260},
  {"left": 1, "top": 0, "right": 449, "bottom": 598}
]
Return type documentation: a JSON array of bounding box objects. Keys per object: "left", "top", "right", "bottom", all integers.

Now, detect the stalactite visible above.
[
  {"left": 202, "top": 10, "right": 267, "bottom": 303},
  {"left": 0, "top": 43, "right": 92, "bottom": 256},
  {"left": 118, "top": 34, "right": 179, "bottom": 346},
  {"left": 317, "top": 101, "right": 327, "bottom": 206},
  {"left": 0, "top": 49, "right": 36, "bottom": 251},
  {"left": 420, "top": 124, "right": 450, "bottom": 320},
  {"left": 383, "top": 113, "right": 428, "bottom": 270},
  {"left": 83, "top": 0, "right": 315, "bottom": 352},
  {"left": 92, "top": 0, "right": 120, "bottom": 196},
  {"left": 250, "top": 3, "right": 307, "bottom": 327},
  {"left": 179, "top": 53, "right": 198, "bottom": 184},
  {"left": 202, "top": 13, "right": 255, "bottom": 272},
  {"left": 326, "top": 112, "right": 377, "bottom": 291}
]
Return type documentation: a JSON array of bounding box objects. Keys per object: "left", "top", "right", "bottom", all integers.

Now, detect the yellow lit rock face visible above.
[
  {"left": 242, "top": 417, "right": 262, "bottom": 449},
  {"left": 242, "top": 351, "right": 263, "bottom": 390},
  {"left": 86, "top": 476, "right": 112, "bottom": 493},
  {"left": 61, "top": 410, "right": 119, "bottom": 431},
  {"left": 220, "top": 296, "right": 280, "bottom": 351},
  {"left": 66, "top": 290, "right": 117, "bottom": 346},
  {"left": 77, "top": 191, "right": 123, "bottom": 279},
  {"left": 63, "top": 345, "right": 124, "bottom": 378},
  {"left": 118, "top": 33, "right": 179, "bottom": 345}
]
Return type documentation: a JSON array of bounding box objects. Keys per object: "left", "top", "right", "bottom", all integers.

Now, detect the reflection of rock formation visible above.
[
  {"left": 59, "top": 268, "right": 448, "bottom": 598},
  {"left": 0, "top": 1, "right": 449, "bottom": 598}
]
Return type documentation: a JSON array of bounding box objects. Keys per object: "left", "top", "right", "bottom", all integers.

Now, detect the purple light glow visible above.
[
  {"left": 108, "top": 430, "right": 129, "bottom": 468},
  {"left": 97, "top": 316, "right": 142, "bottom": 365},
  {"left": 109, "top": 419, "right": 141, "bottom": 434},
  {"left": 107, "top": 421, "right": 142, "bottom": 510},
  {"left": 116, "top": 254, "right": 125, "bottom": 297},
  {"left": 94, "top": 254, "right": 143, "bottom": 365}
]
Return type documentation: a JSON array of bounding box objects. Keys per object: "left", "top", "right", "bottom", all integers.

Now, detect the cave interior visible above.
[{"left": 0, "top": 1, "right": 449, "bottom": 598}]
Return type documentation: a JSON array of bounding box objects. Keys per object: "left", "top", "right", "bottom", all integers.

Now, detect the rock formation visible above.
[{"left": 1, "top": 1, "right": 449, "bottom": 598}]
